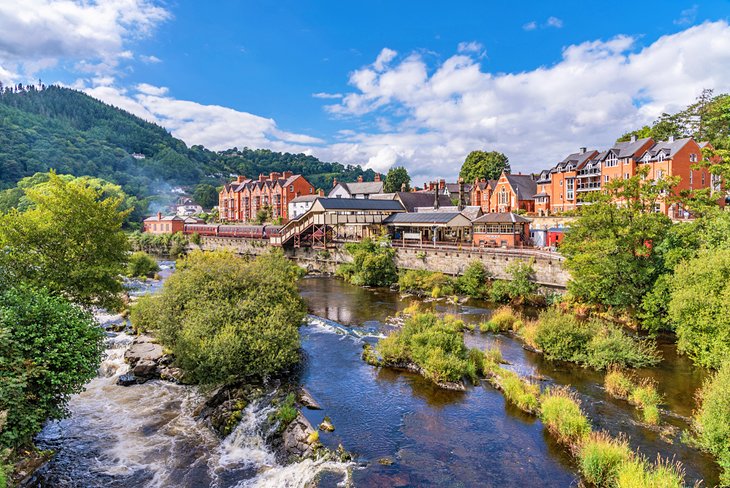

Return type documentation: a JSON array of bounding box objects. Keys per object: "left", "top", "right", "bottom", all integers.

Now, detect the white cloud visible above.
[
  {"left": 522, "top": 21, "right": 537, "bottom": 31},
  {"left": 457, "top": 41, "right": 484, "bottom": 54},
  {"left": 675, "top": 5, "right": 698, "bottom": 25},
  {"left": 546, "top": 16, "right": 564, "bottom": 28},
  {"left": 0, "top": 0, "right": 169, "bottom": 81},
  {"left": 135, "top": 82, "right": 168, "bottom": 96},
  {"left": 373, "top": 47, "right": 397, "bottom": 72},
  {"left": 319, "top": 21, "right": 730, "bottom": 182},
  {"left": 312, "top": 92, "right": 343, "bottom": 99},
  {"left": 140, "top": 54, "right": 162, "bottom": 64}
]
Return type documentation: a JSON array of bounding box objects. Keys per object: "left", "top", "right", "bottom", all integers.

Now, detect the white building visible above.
[
  {"left": 328, "top": 175, "right": 384, "bottom": 199},
  {"left": 288, "top": 195, "right": 319, "bottom": 219}
]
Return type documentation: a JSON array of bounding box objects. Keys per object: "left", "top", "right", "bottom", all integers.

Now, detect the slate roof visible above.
[
  {"left": 144, "top": 215, "right": 185, "bottom": 222},
  {"left": 397, "top": 192, "right": 453, "bottom": 212},
  {"left": 472, "top": 212, "right": 532, "bottom": 224},
  {"left": 314, "top": 198, "right": 404, "bottom": 211},
  {"left": 416, "top": 205, "right": 483, "bottom": 221},
  {"left": 505, "top": 174, "right": 538, "bottom": 201},
  {"left": 331, "top": 181, "right": 384, "bottom": 197},
  {"left": 289, "top": 195, "right": 319, "bottom": 203},
  {"left": 383, "top": 212, "right": 466, "bottom": 224},
  {"left": 533, "top": 192, "right": 550, "bottom": 198},
  {"left": 445, "top": 183, "right": 473, "bottom": 194},
  {"left": 639, "top": 138, "right": 693, "bottom": 161},
  {"left": 612, "top": 137, "right": 652, "bottom": 158}
]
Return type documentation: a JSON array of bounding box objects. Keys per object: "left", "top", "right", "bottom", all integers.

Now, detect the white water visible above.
[{"left": 37, "top": 302, "right": 351, "bottom": 487}]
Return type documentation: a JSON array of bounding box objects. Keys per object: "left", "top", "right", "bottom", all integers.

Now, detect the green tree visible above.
[
  {"left": 0, "top": 285, "right": 104, "bottom": 450},
  {"left": 693, "top": 361, "right": 730, "bottom": 485},
  {"left": 561, "top": 167, "right": 674, "bottom": 310},
  {"left": 668, "top": 249, "right": 730, "bottom": 369},
  {"left": 383, "top": 166, "right": 411, "bottom": 193},
  {"left": 134, "top": 249, "right": 306, "bottom": 384},
  {"left": 193, "top": 183, "right": 219, "bottom": 209},
  {"left": 459, "top": 151, "right": 510, "bottom": 182},
  {"left": 0, "top": 172, "right": 130, "bottom": 309},
  {"left": 337, "top": 235, "right": 398, "bottom": 286}
]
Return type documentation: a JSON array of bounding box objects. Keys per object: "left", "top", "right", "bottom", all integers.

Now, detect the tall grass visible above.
[
  {"left": 578, "top": 432, "right": 633, "bottom": 487},
  {"left": 480, "top": 306, "right": 520, "bottom": 333},
  {"left": 615, "top": 456, "right": 685, "bottom": 488},
  {"left": 604, "top": 369, "right": 663, "bottom": 425},
  {"left": 539, "top": 387, "right": 592, "bottom": 446}
]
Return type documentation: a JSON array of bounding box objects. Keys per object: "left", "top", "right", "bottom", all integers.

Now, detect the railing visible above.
[
  {"left": 576, "top": 182, "right": 601, "bottom": 191},
  {"left": 577, "top": 168, "right": 601, "bottom": 177},
  {"left": 389, "top": 240, "right": 563, "bottom": 260}
]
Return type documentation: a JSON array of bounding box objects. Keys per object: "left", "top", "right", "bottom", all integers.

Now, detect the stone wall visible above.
[{"left": 194, "top": 237, "right": 569, "bottom": 288}]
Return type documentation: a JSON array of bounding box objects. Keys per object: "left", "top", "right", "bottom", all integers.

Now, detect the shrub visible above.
[
  {"left": 534, "top": 308, "right": 593, "bottom": 363},
  {"left": 515, "top": 319, "right": 540, "bottom": 350},
  {"left": 578, "top": 432, "right": 633, "bottom": 487},
  {"left": 126, "top": 251, "right": 159, "bottom": 278},
  {"left": 276, "top": 393, "right": 298, "bottom": 429},
  {"left": 604, "top": 368, "right": 635, "bottom": 399},
  {"left": 494, "top": 369, "right": 540, "bottom": 414},
  {"left": 455, "top": 261, "right": 490, "bottom": 298},
  {"left": 585, "top": 327, "right": 660, "bottom": 370},
  {"left": 398, "top": 270, "right": 453, "bottom": 297},
  {"left": 190, "top": 232, "right": 201, "bottom": 245},
  {"left": 629, "top": 381, "right": 662, "bottom": 425},
  {"left": 539, "top": 387, "right": 592, "bottom": 446},
  {"left": 129, "top": 294, "right": 159, "bottom": 334},
  {"left": 484, "top": 346, "right": 504, "bottom": 367},
  {"left": 488, "top": 280, "right": 512, "bottom": 303},
  {"left": 693, "top": 361, "right": 730, "bottom": 485},
  {"left": 338, "top": 236, "right": 398, "bottom": 287},
  {"left": 481, "top": 306, "right": 519, "bottom": 333},
  {"left": 488, "top": 260, "right": 539, "bottom": 304},
  {"left": 466, "top": 348, "right": 485, "bottom": 381},
  {"left": 669, "top": 249, "right": 730, "bottom": 369},
  {"left": 148, "top": 249, "right": 306, "bottom": 384},
  {"left": 377, "top": 312, "right": 474, "bottom": 385},
  {"left": 0, "top": 286, "right": 104, "bottom": 450}
]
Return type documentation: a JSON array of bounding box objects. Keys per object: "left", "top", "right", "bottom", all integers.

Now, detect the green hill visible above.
[{"left": 0, "top": 85, "right": 375, "bottom": 199}]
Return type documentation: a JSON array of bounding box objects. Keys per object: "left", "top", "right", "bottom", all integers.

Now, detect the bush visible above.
[
  {"left": 488, "top": 260, "right": 539, "bottom": 304},
  {"left": 147, "top": 249, "right": 306, "bottom": 384},
  {"left": 129, "top": 294, "right": 159, "bottom": 334},
  {"left": 539, "top": 387, "right": 592, "bottom": 446},
  {"left": 488, "top": 280, "right": 512, "bottom": 303},
  {"left": 126, "top": 251, "right": 159, "bottom": 278},
  {"left": 533, "top": 308, "right": 659, "bottom": 370},
  {"left": 484, "top": 346, "right": 504, "bottom": 367},
  {"left": 455, "top": 261, "right": 490, "bottom": 298},
  {"left": 604, "top": 368, "right": 635, "bottom": 399},
  {"left": 398, "top": 270, "right": 454, "bottom": 297},
  {"left": 276, "top": 393, "right": 298, "bottom": 429},
  {"left": 481, "top": 306, "right": 519, "bottom": 333},
  {"left": 377, "top": 312, "right": 477, "bottom": 385},
  {"left": 615, "top": 457, "right": 685, "bottom": 488},
  {"left": 629, "top": 381, "right": 662, "bottom": 425},
  {"left": 0, "top": 286, "right": 104, "bottom": 450},
  {"left": 337, "top": 236, "right": 398, "bottom": 287},
  {"left": 578, "top": 432, "right": 633, "bottom": 487},
  {"left": 693, "top": 361, "right": 730, "bottom": 485},
  {"left": 493, "top": 369, "right": 540, "bottom": 413},
  {"left": 669, "top": 249, "right": 730, "bottom": 369}
]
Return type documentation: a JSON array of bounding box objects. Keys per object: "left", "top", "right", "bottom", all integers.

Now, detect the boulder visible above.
[
  {"left": 282, "top": 412, "right": 317, "bottom": 459},
  {"left": 124, "top": 335, "right": 163, "bottom": 367},
  {"left": 132, "top": 359, "right": 158, "bottom": 378},
  {"left": 116, "top": 372, "right": 137, "bottom": 386},
  {"left": 318, "top": 416, "right": 335, "bottom": 432},
  {"left": 159, "top": 366, "right": 185, "bottom": 383},
  {"left": 297, "top": 387, "right": 322, "bottom": 410}
]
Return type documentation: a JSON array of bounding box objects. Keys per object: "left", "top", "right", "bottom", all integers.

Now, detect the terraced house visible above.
[
  {"left": 534, "top": 135, "right": 718, "bottom": 217},
  {"left": 219, "top": 172, "right": 315, "bottom": 223}
]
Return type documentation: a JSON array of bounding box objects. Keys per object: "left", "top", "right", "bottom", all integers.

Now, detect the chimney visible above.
[
  {"left": 283, "top": 171, "right": 293, "bottom": 179},
  {"left": 236, "top": 175, "right": 245, "bottom": 183},
  {"left": 332, "top": 177, "right": 338, "bottom": 188},
  {"left": 401, "top": 182, "right": 406, "bottom": 192},
  {"left": 458, "top": 178, "right": 465, "bottom": 211},
  {"left": 374, "top": 173, "right": 381, "bottom": 182},
  {"left": 318, "top": 189, "right": 324, "bottom": 196},
  {"left": 157, "top": 211, "right": 162, "bottom": 221},
  {"left": 580, "top": 147, "right": 586, "bottom": 154},
  {"left": 668, "top": 135, "right": 675, "bottom": 142},
  {"left": 439, "top": 179, "right": 445, "bottom": 190},
  {"left": 258, "top": 173, "right": 266, "bottom": 182},
  {"left": 357, "top": 175, "right": 364, "bottom": 183},
  {"left": 630, "top": 134, "right": 637, "bottom": 143},
  {"left": 433, "top": 185, "right": 440, "bottom": 210},
  {"left": 269, "top": 172, "right": 280, "bottom": 181}
]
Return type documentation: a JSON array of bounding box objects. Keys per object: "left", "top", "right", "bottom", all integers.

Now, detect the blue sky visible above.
[{"left": 2, "top": 1, "right": 730, "bottom": 180}]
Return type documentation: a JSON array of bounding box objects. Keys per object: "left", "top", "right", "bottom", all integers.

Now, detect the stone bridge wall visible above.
[{"left": 193, "top": 237, "right": 569, "bottom": 288}]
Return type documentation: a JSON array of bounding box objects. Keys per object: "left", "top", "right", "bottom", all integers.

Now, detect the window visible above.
[
  {"left": 658, "top": 153, "right": 665, "bottom": 162},
  {"left": 605, "top": 153, "right": 618, "bottom": 167},
  {"left": 498, "top": 189, "right": 509, "bottom": 205},
  {"left": 309, "top": 187, "right": 313, "bottom": 193},
  {"left": 625, "top": 173, "right": 630, "bottom": 179},
  {"left": 690, "top": 171, "right": 693, "bottom": 185},
  {"left": 624, "top": 158, "right": 630, "bottom": 165},
  {"left": 289, "top": 185, "right": 294, "bottom": 192},
  {"left": 702, "top": 172, "right": 706, "bottom": 185},
  {"left": 604, "top": 175, "right": 609, "bottom": 183},
  {"left": 559, "top": 180, "right": 563, "bottom": 186},
  {"left": 566, "top": 179, "right": 574, "bottom": 200},
  {"left": 657, "top": 169, "right": 664, "bottom": 179},
  {"left": 690, "top": 153, "right": 698, "bottom": 163}
]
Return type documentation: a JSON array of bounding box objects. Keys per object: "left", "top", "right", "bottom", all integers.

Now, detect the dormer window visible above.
[
  {"left": 605, "top": 153, "right": 618, "bottom": 167},
  {"left": 690, "top": 153, "right": 697, "bottom": 163},
  {"left": 658, "top": 153, "right": 665, "bottom": 162}
]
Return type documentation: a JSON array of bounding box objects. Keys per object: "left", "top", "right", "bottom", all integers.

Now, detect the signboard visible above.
[{"left": 403, "top": 232, "right": 421, "bottom": 240}]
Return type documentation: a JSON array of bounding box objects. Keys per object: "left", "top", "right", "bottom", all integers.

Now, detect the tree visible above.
[
  {"left": 0, "top": 172, "right": 130, "bottom": 309},
  {"left": 383, "top": 166, "right": 411, "bottom": 192},
  {"left": 133, "top": 249, "right": 306, "bottom": 384},
  {"left": 561, "top": 167, "right": 675, "bottom": 310},
  {"left": 0, "top": 285, "right": 104, "bottom": 450},
  {"left": 337, "top": 235, "right": 398, "bottom": 286},
  {"left": 193, "top": 183, "right": 219, "bottom": 209},
  {"left": 668, "top": 249, "right": 730, "bottom": 369},
  {"left": 459, "top": 151, "right": 510, "bottom": 182}
]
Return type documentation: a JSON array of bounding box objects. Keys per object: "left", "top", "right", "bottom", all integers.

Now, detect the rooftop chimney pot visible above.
[
  {"left": 580, "top": 147, "right": 586, "bottom": 154},
  {"left": 630, "top": 134, "right": 637, "bottom": 143},
  {"left": 357, "top": 175, "right": 364, "bottom": 183},
  {"left": 157, "top": 211, "right": 162, "bottom": 221},
  {"left": 668, "top": 135, "right": 675, "bottom": 143},
  {"left": 374, "top": 173, "right": 381, "bottom": 182}
]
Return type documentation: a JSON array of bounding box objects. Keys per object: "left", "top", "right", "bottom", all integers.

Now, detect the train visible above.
[{"left": 183, "top": 223, "right": 282, "bottom": 239}]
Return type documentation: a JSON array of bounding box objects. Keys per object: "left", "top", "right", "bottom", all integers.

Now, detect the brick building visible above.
[{"left": 219, "top": 172, "right": 315, "bottom": 223}]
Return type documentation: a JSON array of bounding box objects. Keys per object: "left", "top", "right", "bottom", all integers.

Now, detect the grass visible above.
[
  {"left": 629, "top": 381, "right": 662, "bottom": 426},
  {"left": 275, "top": 393, "right": 298, "bottom": 430},
  {"left": 578, "top": 432, "right": 633, "bottom": 487},
  {"left": 539, "top": 387, "right": 592, "bottom": 446},
  {"left": 604, "top": 368, "right": 635, "bottom": 399},
  {"left": 484, "top": 345, "right": 504, "bottom": 366},
  {"left": 480, "top": 306, "right": 520, "bottom": 333},
  {"left": 615, "top": 456, "right": 685, "bottom": 488},
  {"left": 494, "top": 369, "right": 540, "bottom": 414}
]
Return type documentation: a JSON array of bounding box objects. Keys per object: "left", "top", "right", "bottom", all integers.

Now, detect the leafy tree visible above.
[
  {"left": 561, "top": 167, "right": 674, "bottom": 310},
  {"left": 459, "top": 151, "right": 510, "bottom": 182},
  {"left": 193, "top": 183, "right": 219, "bottom": 209},
  {"left": 383, "top": 166, "right": 411, "bottom": 193},
  {"left": 693, "top": 361, "right": 730, "bottom": 485},
  {"left": 0, "top": 172, "right": 130, "bottom": 309},
  {"left": 133, "top": 249, "right": 306, "bottom": 384},
  {"left": 0, "top": 285, "right": 104, "bottom": 450},
  {"left": 455, "top": 261, "right": 490, "bottom": 298},
  {"left": 126, "top": 251, "right": 160, "bottom": 278},
  {"left": 255, "top": 204, "right": 273, "bottom": 224},
  {"left": 668, "top": 249, "right": 730, "bottom": 369},
  {"left": 337, "top": 235, "right": 398, "bottom": 286}
]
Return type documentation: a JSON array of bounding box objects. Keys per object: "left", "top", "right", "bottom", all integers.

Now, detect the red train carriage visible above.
[
  {"left": 218, "top": 225, "right": 266, "bottom": 238},
  {"left": 183, "top": 224, "right": 219, "bottom": 236}
]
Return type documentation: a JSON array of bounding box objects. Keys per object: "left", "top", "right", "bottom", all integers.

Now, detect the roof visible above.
[
  {"left": 144, "top": 215, "right": 185, "bottom": 222},
  {"left": 289, "top": 195, "right": 319, "bottom": 203},
  {"left": 312, "top": 198, "right": 404, "bottom": 211},
  {"left": 560, "top": 150, "right": 597, "bottom": 169},
  {"left": 397, "top": 191, "right": 453, "bottom": 212},
  {"left": 329, "top": 181, "right": 384, "bottom": 197},
  {"left": 416, "top": 205, "right": 483, "bottom": 221},
  {"left": 370, "top": 192, "right": 397, "bottom": 200},
  {"left": 504, "top": 174, "right": 538, "bottom": 201},
  {"left": 639, "top": 138, "right": 693, "bottom": 161},
  {"left": 612, "top": 137, "right": 652, "bottom": 159},
  {"left": 533, "top": 192, "right": 550, "bottom": 198},
  {"left": 472, "top": 212, "right": 532, "bottom": 224},
  {"left": 383, "top": 212, "right": 472, "bottom": 226},
  {"left": 445, "top": 183, "right": 473, "bottom": 194}
]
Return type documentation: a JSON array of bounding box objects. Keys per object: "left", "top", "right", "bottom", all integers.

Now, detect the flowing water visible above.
[{"left": 33, "top": 270, "right": 721, "bottom": 487}]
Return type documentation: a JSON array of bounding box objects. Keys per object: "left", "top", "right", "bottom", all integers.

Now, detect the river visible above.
[{"left": 34, "top": 271, "right": 720, "bottom": 487}]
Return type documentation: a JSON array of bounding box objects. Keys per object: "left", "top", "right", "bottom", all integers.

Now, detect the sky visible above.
[{"left": 2, "top": 0, "right": 730, "bottom": 183}]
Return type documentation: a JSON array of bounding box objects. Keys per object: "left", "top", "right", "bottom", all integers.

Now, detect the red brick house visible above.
[
  {"left": 219, "top": 172, "right": 315, "bottom": 223},
  {"left": 489, "top": 173, "right": 537, "bottom": 213},
  {"left": 472, "top": 212, "right": 531, "bottom": 248}
]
